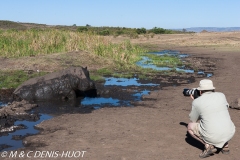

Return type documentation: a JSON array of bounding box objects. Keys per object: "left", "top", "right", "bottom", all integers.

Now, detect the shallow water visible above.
[
  {"left": 136, "top": 50, "right": 194, "bottom": 73},
  {"left": 133, "top": 90, "right": 150, "bottom": 101},
  {"left": 81, "top": 77, "right": 158, "bottom": 108},
  {"left": 0, "top": 114, "right": 52, "bottom": 151},
  {"left": 0, "top": 102, "right": 7, "bottom": 107},
  {"left": 148, "top": 50, "right": 189, "bottom": 58},
  {"left": 197, "top": 71, "right": 213, "bottom": 77},
  {"left": 136, "top": 56, "right": 194, "bottom": 73},
  {"left": 104, "top": 77, "right": 159, "bottom": 86},
  {"left": 136, "top": 50, "right": 214, "bottom": 76}
]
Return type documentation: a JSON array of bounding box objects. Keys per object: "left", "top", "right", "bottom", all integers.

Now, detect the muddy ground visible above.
[{"left": 1, "top": 32, "right": 240, "bottom": 160}]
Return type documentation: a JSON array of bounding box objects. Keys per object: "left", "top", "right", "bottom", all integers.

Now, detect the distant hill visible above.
[
  {"left": 175, "top": 27, "right": 240, "bottom": 33},
  {"left": 0, "top": 20, "right": 76, "bottom": 30}
]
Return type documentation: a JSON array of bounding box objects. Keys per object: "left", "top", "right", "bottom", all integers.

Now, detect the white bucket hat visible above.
[{"left": 197, "top": 79, "right": 215, "bottom": 90}]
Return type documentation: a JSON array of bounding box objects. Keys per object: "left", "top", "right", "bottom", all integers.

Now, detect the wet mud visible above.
[{"left": 0, "top": 51, "right": 217, "bottom": 151}]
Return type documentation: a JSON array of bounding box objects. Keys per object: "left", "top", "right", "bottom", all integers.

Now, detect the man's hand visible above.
[{"left": 190, "top": 94, "right": 194, "bottom": 100}]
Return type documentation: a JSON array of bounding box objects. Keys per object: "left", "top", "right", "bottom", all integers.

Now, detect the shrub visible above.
[
  {"left": 136, "top": 28, "right": 147, "bottom": 34},
  {"left": 116, "top": 30, "right": 124, "bottom": 35},
  {"left": 99, "top": 29, "right": 110, "bottom": 36},
  {"left": 150, "top": 27, "right": 166, "bottom": 34},
  {"left": 77, "top": 26, "right": 88, "bottom": 32}
]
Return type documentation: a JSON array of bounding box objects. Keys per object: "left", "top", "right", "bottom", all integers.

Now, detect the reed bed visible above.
[{"left": 0, "top": 29, "right": 147, "bottom": 65}]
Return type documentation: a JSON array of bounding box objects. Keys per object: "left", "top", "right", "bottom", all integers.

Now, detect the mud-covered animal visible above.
[{"left": 13, "top": 67, "right": 96, "bottom": 101}]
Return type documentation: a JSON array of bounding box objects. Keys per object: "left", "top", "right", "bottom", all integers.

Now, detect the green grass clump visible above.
[
  {"left": 0, "top": 70, "right": 47, "bottom": 89},
  {"left": 90, "top": 75, "right": 105, "bottom": 82},
  {"left": 141, "top": 53, "right": 183, "bottom": 67},
  {"left": 97, "top": 68, "right": 112, "bottom": 76},
  {"left": 112, "top": 73, "right": 134, "bottom": 78}
]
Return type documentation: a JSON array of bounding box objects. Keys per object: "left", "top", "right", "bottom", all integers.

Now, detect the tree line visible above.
[{"left": 76, "top": 25, "right": 186, "bottom": 36}]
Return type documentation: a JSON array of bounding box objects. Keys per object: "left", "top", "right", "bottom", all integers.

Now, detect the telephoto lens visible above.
[{"left": 183, "top": 88, "right": 200, "bottom": 99}]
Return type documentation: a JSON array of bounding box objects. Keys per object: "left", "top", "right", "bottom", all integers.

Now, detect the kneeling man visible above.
[{"left": 187, "top": 79, "right": 235, "bottom": 158}]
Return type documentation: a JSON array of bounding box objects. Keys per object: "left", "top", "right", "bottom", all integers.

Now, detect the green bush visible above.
[
  {"left": 99, "top": 29, "right": 110, "bottom": 36},
  {"left": 150, "top": 27, "right": 166, "bottom": 34},
  {"left": 136, "top": 28, "right": 147, "bottom": 34},
  {"left": 116, "top": 30, "right": 124, "bottom": 35},
  {"left": 77, "top": 26, "right": 88, "bottom": 32}
]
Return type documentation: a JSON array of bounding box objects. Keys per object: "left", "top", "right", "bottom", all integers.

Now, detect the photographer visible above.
[{"left": 187, "top": 79, "right": 235, "bottom": 158}]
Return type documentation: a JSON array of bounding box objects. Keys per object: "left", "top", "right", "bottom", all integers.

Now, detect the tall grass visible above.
[{"left": 0, "top": 29, "right": 147, "bottom": 65}]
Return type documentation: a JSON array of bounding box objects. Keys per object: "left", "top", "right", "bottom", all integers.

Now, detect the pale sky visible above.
[{"left": 0, "top": 0, "right": 239, "bottom": 29}]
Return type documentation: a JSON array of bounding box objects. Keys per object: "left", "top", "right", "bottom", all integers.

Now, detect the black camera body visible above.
[{"left": 183, "top": 88, "right": 200, "bottom": 99}]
